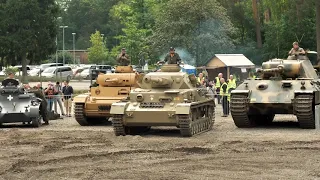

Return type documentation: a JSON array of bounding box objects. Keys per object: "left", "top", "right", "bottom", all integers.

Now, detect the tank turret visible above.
[
  {"left": 160, "top": 64, "right": 181, "bottom": 72},
  {"left": 115, "top": 65, "right": 134, "bottom": 73},
  {"left": 96, "top": 73, "right": 137, "bottom": 87},
  {"left": 73, "top": 64, "right": 139, "bottom": 126},
  {"left": 258, "top": 58, "right": 317, "bottom": 80}
]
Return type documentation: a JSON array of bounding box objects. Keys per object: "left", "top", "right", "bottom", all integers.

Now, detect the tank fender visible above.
[
  {"left": 230, "top": 90, "right": 251, "bottom": 97},
  {"left": 73, "top": 94, "right": 89, "bottom": 104},
  {"left": 175, "top": 103, "right": 191, "bottom": 114},
  {"left": 29, "top": 106, "right": 40, "bottom": 118},
  {"left": 110, "top": 102, "right": 129, "bottom": 115},
  {"left": 294, "top": 90, "right": 313, "bottom": 95}
]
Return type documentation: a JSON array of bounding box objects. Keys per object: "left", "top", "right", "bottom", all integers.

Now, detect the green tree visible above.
[
  {"left": 2, "top": 0, "right": 59, "bottom": 82},
  {"left": 110, "top": 0, "right": 155, "bottom": 65},
  {"left": 151, "top": 0, "right": 235, "bottom": 66},
  {"left": 88, "top": 31, "right": 111, "bottom": 64},
  {"left": 58, "top": 0, "right": 120, "bottom": 51}
]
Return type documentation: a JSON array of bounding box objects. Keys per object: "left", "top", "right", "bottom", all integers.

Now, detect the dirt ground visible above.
[{"left": 1, "top": 105, "right": 320, "bottom": 180}]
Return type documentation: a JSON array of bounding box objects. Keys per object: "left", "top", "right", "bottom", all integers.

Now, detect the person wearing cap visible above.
[
  {"left": 163, "top": 47, "right": 181, "bottom": 64},
  {"left": 289, "top": 42, "right": 306, "bottom": 56},
  {"left": 117, "top": 48, "right": 130, "bottom": 66}
]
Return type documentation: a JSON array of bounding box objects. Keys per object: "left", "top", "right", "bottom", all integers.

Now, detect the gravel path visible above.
[{"left": 0, "top": 105, "right": 320, "bottom": 180}]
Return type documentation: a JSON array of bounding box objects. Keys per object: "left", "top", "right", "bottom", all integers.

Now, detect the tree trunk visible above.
[
  {"left": 317, "top": 2, "right": 320, "bottom": 64},
  {"left": 252, "top": 0, "right": 262, "bottom": 48},
  {"left": 21, "top": 53, "right": 27, "bottom": 83}
]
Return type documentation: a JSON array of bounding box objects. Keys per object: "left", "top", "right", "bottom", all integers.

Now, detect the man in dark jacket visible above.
[
  {"left": 30, "top": 86, "right": 49, "bottom": 125},
  {"left": 62, "top": 81, "right": 73, "bottom": 117},
  {"left": 163, "top": 47, "right": 181, "bottom": 64}
]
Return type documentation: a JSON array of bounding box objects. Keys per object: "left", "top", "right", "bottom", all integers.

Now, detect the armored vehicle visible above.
[
  {"left": 0, "top": 79, "right": 42, "bottom": 127},
  {"left": 230, "top": 52, "right": 320, "bottom": 129},
  {"left": 110, "top": 64, "right": 215, "bottom": 137},
  {"left": 73, "top": 66, "right": 139, "bottom": 126}
]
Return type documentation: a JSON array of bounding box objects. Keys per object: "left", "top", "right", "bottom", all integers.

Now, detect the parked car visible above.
[
  {"left": 73, "top": 65, "right": 91, "bottom": 77},
  {"left": 39, "top": 63, "right": 64, "bottom": 72},
  {"left": 28, "top": 68, "right": 41, "bottom": 76},
  {"left": 41, "top": 66, "right": 73, "bottom": 78},
  {"left": 89, "top": 65, "right": 113, "bottom": 80},
  {"left": 79, "top": 68, "right": 90, "bottom": 79},
  {"left": 14, "top": 65, "right": 31, "bottom": 76}
]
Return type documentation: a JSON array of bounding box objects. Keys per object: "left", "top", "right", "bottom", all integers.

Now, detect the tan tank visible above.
[
  {"left": 110, "top": 64, "right": 215, "bottom": 137},
  {"left": 73, "top": 66, "right": 139, "bottom": 126}
]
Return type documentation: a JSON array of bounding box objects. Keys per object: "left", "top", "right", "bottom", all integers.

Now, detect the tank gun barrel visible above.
[
  {"left": 258, "top": 65, "right": 284, "bottom": 74},
  {"left": 105, "top": 78, "right": 121, "bottom": 84}
]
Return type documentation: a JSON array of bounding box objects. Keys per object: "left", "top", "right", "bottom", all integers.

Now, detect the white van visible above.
[{"left": 41, "top": 66, "right": 73, "bottom": 78}]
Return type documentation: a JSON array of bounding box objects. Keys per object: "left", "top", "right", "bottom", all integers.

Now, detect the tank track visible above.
[
  {"left": 74, "top": 103, "right": 90, "bottom": 126},
  {"left": 230, "top": 94, "right": 254, "bottom": 128},
  {"left": 111, "top": 114, "right": 126, "bottom": 136},
  {"left": 178, "top": 105, "right": 214, "bottom": 137},
  {"left": 295, "top": 94, "right": 315, "bottom": 129}
]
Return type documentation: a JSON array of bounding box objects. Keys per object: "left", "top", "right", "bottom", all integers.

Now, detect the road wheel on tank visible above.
[
  {"left": 230, "top": 94, "right": 256, "bottom": 128},
  {"left": 207, "top": 105, "right": 215, "bottom": 129},
  {"left": 295, "top": 94, "right": 315, "bottom": 129},
  {"left": 178, "top": 112, "right": 193, "bottom": 137},
  {"left": 112, "top": 115, "right": 126, "bottom": 136},
  {"left": 31, "top": 116, "right": 42, "bottom": 127},
  {"left": 74, "top": 103, "right": 90, "bottom": 126}
]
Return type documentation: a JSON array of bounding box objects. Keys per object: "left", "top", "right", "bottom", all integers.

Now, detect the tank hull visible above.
[
  {"left": 230, "top": 78, "right": 320, "bottom": 129},
  {"left": 84, "top": 98, "right": 125, "bottom": 117},
  {"left": 0, "top": 93, "right": 41, "bottom": 126}
]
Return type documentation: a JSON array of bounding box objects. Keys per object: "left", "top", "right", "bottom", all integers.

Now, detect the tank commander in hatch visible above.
[
  {"left": 158, "top": 47, "right": 182, "bottom": 65},
  {"left": 117, "top": 48, "right": 130, "bottom": 66},
  {"left": 7, "top": 72, "right": 15, "bottom": 79},
  {"left": 289, "top": 42, "right": 306, "bottom": 56}
]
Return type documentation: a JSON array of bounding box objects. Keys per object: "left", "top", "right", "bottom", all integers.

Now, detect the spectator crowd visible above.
[
  {"left": 196, "top": 70, "right": 245, "bottom": 117},
  {"left": 25, "top": 81, "right": 74, "bottom": 117}
]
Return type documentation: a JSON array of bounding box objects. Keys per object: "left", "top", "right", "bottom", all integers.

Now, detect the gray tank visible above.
[
  {"left": 0, "top": 79, "right": 42, "bottom": 127},
  {"left": 230, "top": 53, "right": 320, "bottom": 129}
]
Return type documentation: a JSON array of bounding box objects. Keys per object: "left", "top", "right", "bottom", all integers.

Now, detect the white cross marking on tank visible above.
[{"left": 7, "top": 95, "right": 13, "bottom": 101}]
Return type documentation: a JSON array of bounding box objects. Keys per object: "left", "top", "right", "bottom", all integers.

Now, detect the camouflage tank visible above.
[
  {"left": 73, "top": 66, "right": 139, "bottom": 126},
  {"left": 230, "top": 52, "right": 320, "bottom": 129},
  {"left": 110, "top": 64, "right": 215, "bottom": 137},
  {"left": 0, "top": 79, "right": 43, "bottom": 127}
]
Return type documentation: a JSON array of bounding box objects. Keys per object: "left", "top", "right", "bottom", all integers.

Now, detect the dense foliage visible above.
[
  {"left": 59, "top": 0, "right": 320, "bottom": 66},
  {"left": 0, "top": 0, "right": 319, "bottom": 70},
  {"left": 0, "top": 0, "right": 59, "bottom": 82}
]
